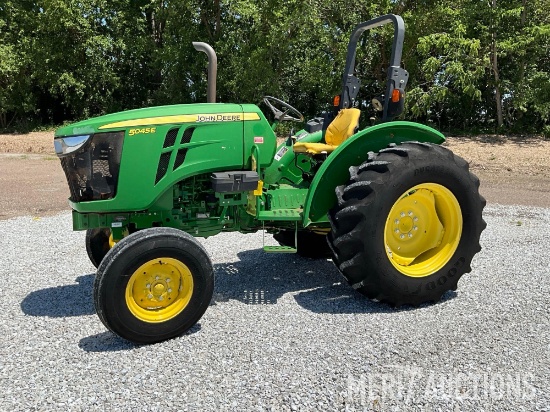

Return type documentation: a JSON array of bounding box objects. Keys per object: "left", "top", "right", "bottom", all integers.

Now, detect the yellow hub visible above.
[
  {"left": 108, "top": 233, "right": 116, "bottom": 249},
  {"left": 125, "top": 258, "right": 194, "bottom": 323},
  {"left": 384, "top": 183, "right": 462, "bottom": 277}
]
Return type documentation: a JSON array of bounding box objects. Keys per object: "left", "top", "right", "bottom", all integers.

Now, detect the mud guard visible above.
[{"left": 302, "top": 121, "right": 445, "bottom": 226}]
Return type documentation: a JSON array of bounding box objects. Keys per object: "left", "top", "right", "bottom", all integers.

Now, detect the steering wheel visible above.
[{"left": 262, "top": 96, "right": 304, "bottom": 122}]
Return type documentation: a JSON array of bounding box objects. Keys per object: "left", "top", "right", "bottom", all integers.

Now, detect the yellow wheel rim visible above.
[
  {"left": 125, "top": 258, "right": 194, "bottom": 323},
  {"left": 384, "top": 183, "right": 462, "bottom": 278}
]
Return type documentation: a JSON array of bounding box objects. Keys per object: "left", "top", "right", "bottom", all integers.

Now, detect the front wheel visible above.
[
  {"left": 328, "top": 142, "right": 486, "bottom": 306},
  {"left": 85, "top": 228, "right": 111, "bottom": 268},
  {"left": 93, "top": 227, "right": 214, "bottom": 344}
]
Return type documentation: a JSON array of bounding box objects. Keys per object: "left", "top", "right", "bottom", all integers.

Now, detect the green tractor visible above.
[{"left": 54, "top": 15, "right": 485, "bottom": 344}]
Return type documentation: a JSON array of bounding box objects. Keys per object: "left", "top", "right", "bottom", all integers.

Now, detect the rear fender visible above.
[{"left": 302, "top": 121, "right": 445, "bottom": 226}]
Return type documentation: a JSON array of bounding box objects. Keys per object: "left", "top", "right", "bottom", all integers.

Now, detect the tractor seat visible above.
[{"left": 293, "top": 108, "right": 361, "bottom": 155}]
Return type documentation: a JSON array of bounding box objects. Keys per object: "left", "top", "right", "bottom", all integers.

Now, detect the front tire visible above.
[
  {"left": 93, "top": 227, "right": 214, "bottom": 344},
  {"left": 85, "top": 228, "right": 111, "bottom": 268},
  {"left": 328, "top": 142, "right": 486, "bottom": 306}
]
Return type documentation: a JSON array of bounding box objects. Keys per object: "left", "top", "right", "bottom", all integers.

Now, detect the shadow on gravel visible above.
[
  {"left": 79, "top": 331, "right": 136, "bottom": 352},
  {"left": 212, "top": 249, "right": 455, "bottom": 313},
  {"left": 79, "top": 324, "right": 202, "bottom": 353},
  {"left": 20, "top": 274, "right": 95, "bottom": 317}
]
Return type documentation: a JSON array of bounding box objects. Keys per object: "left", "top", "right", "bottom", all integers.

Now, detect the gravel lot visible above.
[{"left": 1, "top": 205, "right": 549, "bottom": 411}]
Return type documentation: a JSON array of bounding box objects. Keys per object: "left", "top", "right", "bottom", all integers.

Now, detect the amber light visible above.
[
  {"left": 391, "top": 89, "right": 402, "bottom": 103},
  {"left": 333, "top": 95, "right": 341, "bottom": 106}
]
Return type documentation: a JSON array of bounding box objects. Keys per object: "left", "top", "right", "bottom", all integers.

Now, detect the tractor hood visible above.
[{"left": 54, "top": 103, "right": 247, "bottom": 137}]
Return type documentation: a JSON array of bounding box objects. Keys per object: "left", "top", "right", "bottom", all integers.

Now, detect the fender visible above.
[{"left": 302, "top": 121, "right": 445, "bottom": 226}]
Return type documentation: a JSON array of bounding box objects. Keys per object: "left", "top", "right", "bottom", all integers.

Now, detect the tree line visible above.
[{"left": 1, "top": 0, "right": 548, "bottom": 135}]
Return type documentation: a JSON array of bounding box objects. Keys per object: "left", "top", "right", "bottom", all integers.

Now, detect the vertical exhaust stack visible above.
[{"left": 192, "top": 42, "right": 217, "bottom": 103}]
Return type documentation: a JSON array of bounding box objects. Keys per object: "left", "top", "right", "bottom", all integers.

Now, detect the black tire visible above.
[
  {"left": 86, "top": 228, "right": 111, "bottom": 268},
  {"left": 93, "top": 227, "right": 214, "bottom": 344},
  {"left": 328, "top": 142, "right": 486, "bottom": 306},
  {"left": 273, "top": 230, "right": 332, "bottom": 259}
]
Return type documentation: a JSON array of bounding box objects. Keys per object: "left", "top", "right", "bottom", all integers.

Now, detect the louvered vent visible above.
[
  {"left": 181, "top": 127, "right": 195, "bottom": 144},
  {"left": 163, "top": 128, "right": 180, "bottom": 148},
  {"left": 173, "top": 127, "right": 195, "bottom": 170},
  {"left": 155, "top": 152, "right": 171, "bottom": 184},
  {"left": 173, "top": 149, "right": 188, "bottom": 170}
]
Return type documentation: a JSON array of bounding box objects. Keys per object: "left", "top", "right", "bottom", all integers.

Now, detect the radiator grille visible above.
[{"left": 59, "top": 132, "right": 124, "bottom": 202}]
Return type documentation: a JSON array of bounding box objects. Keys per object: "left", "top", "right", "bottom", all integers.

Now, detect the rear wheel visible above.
[
  {"left": 273, "top": 230, "right": 332, "bottom": 259},
  {"left": 328, "top": 142, "right": 486, "bottom": 306},
  {"left": 93, "top": 227, "right": 214, "bottom": 344},
  {"left": 85, "top": 228, "right": 111, "bottom": 268}
]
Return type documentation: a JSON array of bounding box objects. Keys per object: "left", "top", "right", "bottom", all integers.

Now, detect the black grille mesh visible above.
[
  {"left": 181, "top": 127, "right": 195, "bottom": 144},
  {"left": 59, "top": 132, "right": 124, "bottom": 202},
  {"left": 173, "top": 149, "right": 188, "bottom": 170},
  {"left": 155, "top": 152, "right": 171, "bottom": 184},
  {"left": 163, "top": 128, "right": 180, "bottom": 148}
]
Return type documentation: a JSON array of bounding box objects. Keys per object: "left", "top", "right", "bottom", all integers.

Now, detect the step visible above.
[
  {"left": 258, "top": 209, "right": 302, "bottom": 221},
  {"left": 263, "top": 245, "right": 297, "bottom": 253}
]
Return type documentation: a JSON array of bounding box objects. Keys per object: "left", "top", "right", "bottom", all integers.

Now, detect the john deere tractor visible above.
[{"left": 54, "top": 15, "right": 486, "bottom": 344}]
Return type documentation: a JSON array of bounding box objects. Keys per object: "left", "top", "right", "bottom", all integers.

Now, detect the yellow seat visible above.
[{"left": 293, "top": 108, "right": 361, "bottom": 155}]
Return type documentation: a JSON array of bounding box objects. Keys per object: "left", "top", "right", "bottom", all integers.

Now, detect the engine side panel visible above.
[{"left": 60, "top": 104, "right": 275, "bottom": 213}]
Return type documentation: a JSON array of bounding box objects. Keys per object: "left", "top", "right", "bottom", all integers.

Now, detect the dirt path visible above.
[{"left": 0, "top": 131, "right": 548, "bottom": 220}]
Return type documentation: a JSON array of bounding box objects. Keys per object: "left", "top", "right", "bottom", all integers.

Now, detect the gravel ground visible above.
[{"left": 1, "top": 205, "right": 548, "bottom": 411}]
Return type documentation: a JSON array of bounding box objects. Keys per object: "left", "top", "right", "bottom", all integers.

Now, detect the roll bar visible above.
[{"left": 339, "top": 14, "right": 409, "bottom": 122}]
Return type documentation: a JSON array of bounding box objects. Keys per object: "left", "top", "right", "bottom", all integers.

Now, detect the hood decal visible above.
[{"left": 98, "top": 112, "right": 260, "bottom": 130}]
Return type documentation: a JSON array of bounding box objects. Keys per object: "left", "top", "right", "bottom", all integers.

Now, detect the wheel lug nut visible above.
[
  {"left": 408, "top": 211, "right": 413, "bottom": 216},
  {"left": 414, "top": 217, "right": 419, "bottom": 221},
  {"left": 400, "top": 212, "right": 405, "bottom": 217},
  {"left": 408, "top": 233, "right": 413, "bottom": 238},
  {"left": 168, "top": 288, "right": 172, "bottom": 293},
  {"left": 146, "top": 283, "right": 151, "bottom": 288},
  {"left": 400, "top": 234, "right": 405, "bottom": 239},
  {"left": 394, "top": 219, "right": 399, "bottom": 224},
  {"left": 147, "top": 294, "right": 153, "bottom": 299},
  {"left": 413, "top": 226, "right": 418, "bottom": 231},
  {"left": 155, "top": 276, "right": 160, "bottom": 280}
]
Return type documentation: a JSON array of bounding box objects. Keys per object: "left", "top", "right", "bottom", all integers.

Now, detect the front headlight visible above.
[{"left": 54, "top": 135, "right": 91, "bottom": 156}]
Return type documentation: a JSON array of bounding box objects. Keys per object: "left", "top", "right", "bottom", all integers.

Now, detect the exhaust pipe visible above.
[{"left": 192, "top": 42, "right": 217, "bottom": 103}]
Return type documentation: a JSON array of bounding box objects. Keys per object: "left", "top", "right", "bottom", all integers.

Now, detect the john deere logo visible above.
[{"left": 196, "top": 114, "right": 242, "bottom": 122}]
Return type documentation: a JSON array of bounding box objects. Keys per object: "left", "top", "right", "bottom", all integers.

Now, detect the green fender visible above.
[{"left": 302, "top": 121, "right": 445, "bottom": 226}]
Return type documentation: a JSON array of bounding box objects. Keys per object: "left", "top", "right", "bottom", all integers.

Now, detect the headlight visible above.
[{"left": 54, "top": 135, "right": 91, "bottom": 156}]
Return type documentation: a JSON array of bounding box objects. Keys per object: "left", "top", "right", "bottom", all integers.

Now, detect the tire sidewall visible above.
[
  {"left": 95, "top": 229, "right": 214, "bottom": 343},
  {"left": 362, "top": 150, "right": 481, "bottom": 300},
  {"left": 86, "top": 228, "right": 110, "bottom": 268}
]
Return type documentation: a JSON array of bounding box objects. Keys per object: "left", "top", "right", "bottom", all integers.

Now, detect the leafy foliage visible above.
[{"left": 0, "top": 0, "right": 548, "bottom": 133}]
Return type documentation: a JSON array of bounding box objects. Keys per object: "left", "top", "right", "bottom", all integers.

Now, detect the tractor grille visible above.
[{"left": 60, "top": 132, "right": 124, "bottom": 202}]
